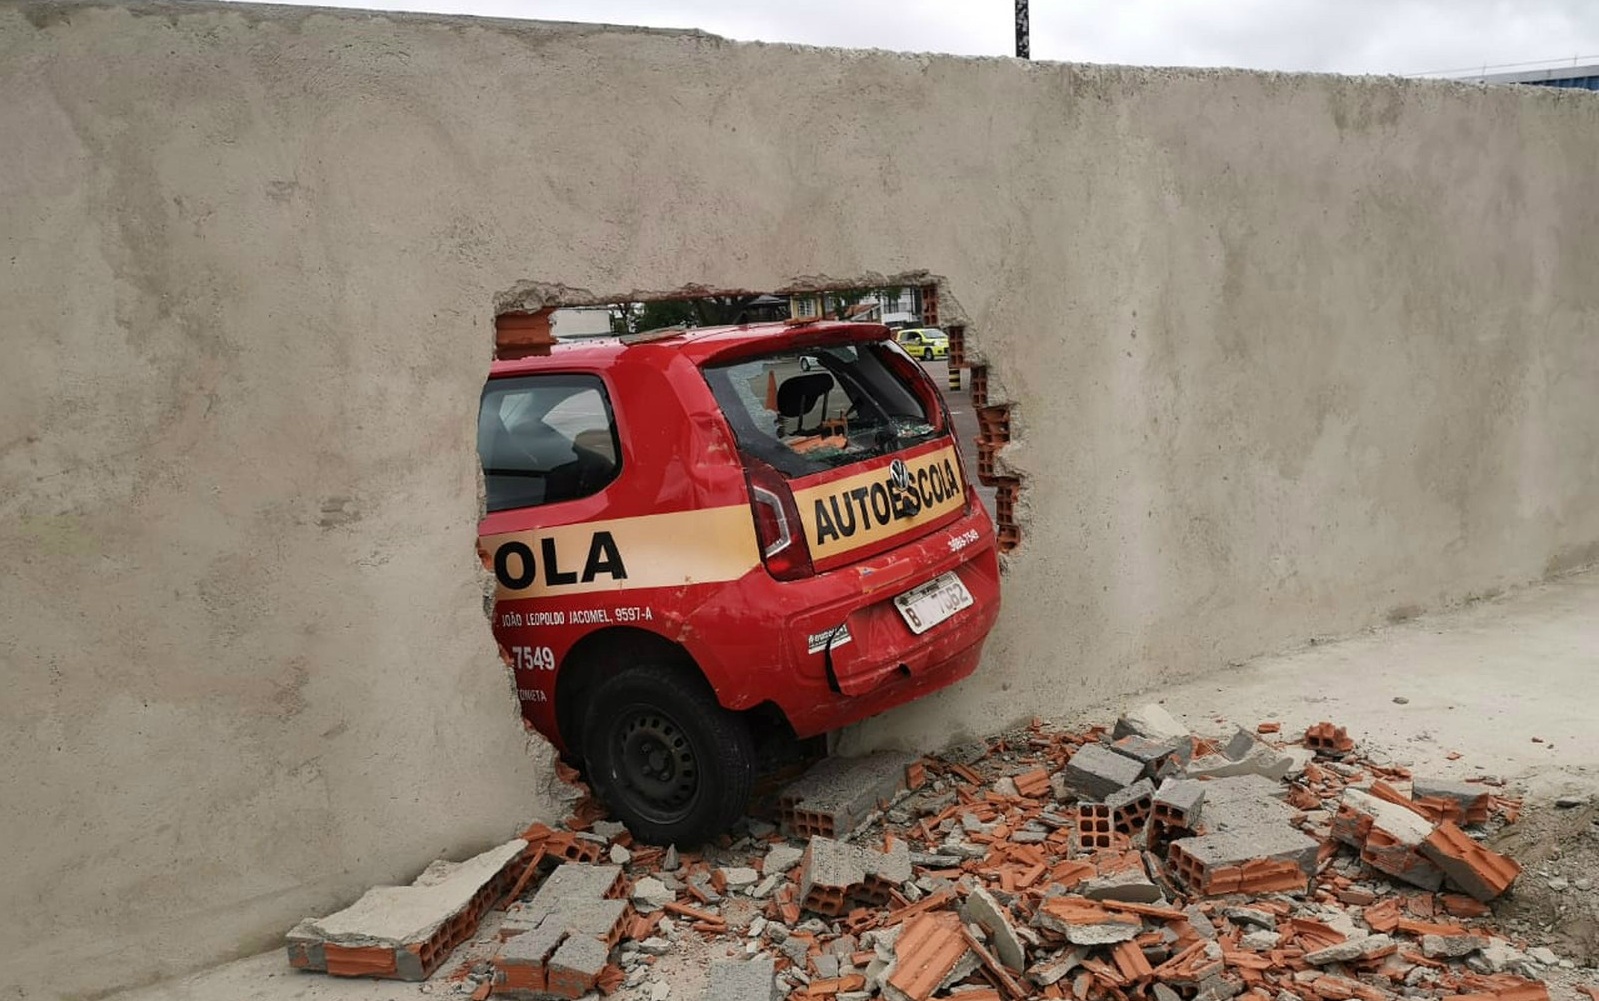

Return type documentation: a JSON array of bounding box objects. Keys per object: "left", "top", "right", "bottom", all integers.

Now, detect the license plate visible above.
[{"left": 893, "top": 572, "right": 974, "bottom": 635}]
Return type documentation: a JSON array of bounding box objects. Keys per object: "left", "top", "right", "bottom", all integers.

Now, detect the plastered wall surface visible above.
[{"left": 3, "top": 4, "right": 1597, "bottom": 997}]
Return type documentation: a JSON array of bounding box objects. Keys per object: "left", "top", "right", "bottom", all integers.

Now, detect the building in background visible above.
[
  {"left": 1455, "top": 60, "right": 1599, "bottom": 92},
  {"left": 788, "top": 286, "right": 925, "bottom": 326}
]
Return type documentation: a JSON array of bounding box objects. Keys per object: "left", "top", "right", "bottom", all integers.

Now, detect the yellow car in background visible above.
[{"left": 896, "top": 327, "right": 950, "bottom": 361}]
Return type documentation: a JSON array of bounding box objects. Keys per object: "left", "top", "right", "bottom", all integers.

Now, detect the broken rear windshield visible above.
[{"left": 703, "top": 342, "right": 940, "bottom": 478}]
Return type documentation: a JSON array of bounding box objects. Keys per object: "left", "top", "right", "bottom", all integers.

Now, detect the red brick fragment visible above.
[{"left": 1305, "top": 722, "right": 1356, "bottom": 755}]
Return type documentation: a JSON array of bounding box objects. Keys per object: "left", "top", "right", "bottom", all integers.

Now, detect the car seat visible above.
[{"left": 776, "top": 372, "right": 834, "bottom": 435}]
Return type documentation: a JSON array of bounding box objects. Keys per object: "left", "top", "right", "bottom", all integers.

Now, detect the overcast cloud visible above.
[{"left": 227, "top": 0, "right": 1599, "bottom": 76}]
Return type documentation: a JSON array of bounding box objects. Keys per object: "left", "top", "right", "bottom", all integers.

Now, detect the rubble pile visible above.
[{"left": 288, "top": 708, "right": 1591, "bottom": 1001}]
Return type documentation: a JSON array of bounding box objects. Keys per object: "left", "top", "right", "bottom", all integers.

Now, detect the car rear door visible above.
[{"left": 700, "top": 334, "right": 970, "bottom": 574}]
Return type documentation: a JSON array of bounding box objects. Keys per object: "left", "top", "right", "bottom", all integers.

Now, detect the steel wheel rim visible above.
[{"left": 610, "top": 704, "right": 699, "bottom": 823}]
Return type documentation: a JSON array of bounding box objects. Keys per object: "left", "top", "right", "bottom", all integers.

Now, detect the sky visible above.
[{"left": 228, "top": 0, "right": 1599, "bottom": 77}]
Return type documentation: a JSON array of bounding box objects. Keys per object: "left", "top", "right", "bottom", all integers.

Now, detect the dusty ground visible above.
[
  {"left": 1489, "top": 801, "right": 1599, "bottom": 966},
  {"left": 111, "top": 570, "right": 1599, "bottom": 1001}
]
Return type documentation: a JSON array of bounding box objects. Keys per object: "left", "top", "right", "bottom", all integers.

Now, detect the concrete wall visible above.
[{"left": 3, "top": 3, "right": 1597, "bottom": 996}]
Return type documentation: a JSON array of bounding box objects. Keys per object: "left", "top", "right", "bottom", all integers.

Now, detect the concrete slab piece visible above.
[
  {"left": 1171, "top": 824, "right": 1320, "bottom": 875},
  {"left": 290, "top": 839, "right": 526, "bottom": 946},
  {"left": 1184, "top": 745, "right": 1297, "bottom": 781},
  {"left": 1113, "top": 705, "right": 1190, "bottom": 743},
  {"left": 1192, "top": 776, "right": 1297, "bottom": 833},
  {"left": 964, "top": 886, "right": 1025, "bottom": 971}
]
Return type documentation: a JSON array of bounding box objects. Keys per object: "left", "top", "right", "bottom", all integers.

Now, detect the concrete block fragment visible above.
[
  {"left": 1168, "top": 825, "right": 1319, "bottom": 895},
  {"left": 1153, "top": 778, "right": 1206, "bottom": 826},
  {"left": 494, "top": 924, "right": 569, "bottom": 994},
  {"left": 700, "top": 953, "right": 780, "bottom": 997},
  {"left": 1412, "top": 778, "right": 1493, "bottom": 822},
  {"left": 860, "top": 840, "right": 913, "bottom": 903},
  {"left": 1334, "top": 789, "right": 1446, "bottom": 890},
  {"left": 525, "top": 864, "right": 626, "bottom": 923},
  {"left": 764, "top": 844, "right": 805, "bottom": 875},
  {"left": 1035, "top": 899, "right": 1142, "bottom": 945},
  {"left": 632, "top": 876, "right": 676, "bottom": 911},
  {"left": 1029, "top": 946, "right": 1087, "bottom": 986},
  {"left": 1073, "top": 803, "right": 1115, "bottom": 853},
  {"left": 1421, "top": 934, "right": 1488, "bottom": 959},
  {"left": 778, "top": 751, "right": 923, "bottom": 839},
  {"left": 1193, "top": 973, "right": 1244, "bottom": 1001},
  {"left": 1113, "top": 704, "right": 1190, "bottom": 742},
  {"left": 547, "top": 933, "right": 610, "bottom": 998},
  {"left": 1304, "top": 934, "right": 1396, "bottom": 965},
  {"left": 554, "top": 897, "right": 631, "bottom": 944},
  {"left": 1202, "top": 774, "right": 1290, "bottom": 805},
  {"left": 1110, "top": 734, "right": 1191, "bottom": 779},
  {"left": 1062, "top": 743, "right": 1146, "bottom": 800},
  {"left": 750, "top": 874, "right": 781, "bottom": 899},
  {"left": 800, "top": 837, "right": 865, "bottom": 915},
  {"left": 1064, "top": 920, "right": 1140, "bottom": 946},
  {"left": 1222, "top": 907, "right": 1275, "bottom": 930},
  {"left": 1081, "top": 864, "right": 1162, "bottom": 904},
  {"left": 1104, "top": 778, "right": 1155, "bottom": 835},
  {"left": 1240, "top": 930, "right": 1281, "bottom": 951},
  {"left": 1183, "top": 905, "right": 1218, "bottom": 940}
]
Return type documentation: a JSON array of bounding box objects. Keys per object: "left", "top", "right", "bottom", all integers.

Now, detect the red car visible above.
[{"left": 477, "top": 319, "right": 1000, "bottom": 844}]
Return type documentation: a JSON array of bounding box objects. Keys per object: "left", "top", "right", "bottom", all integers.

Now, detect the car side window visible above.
[{"left": 478, "top": 374, "right": 621, "bottom": 513}]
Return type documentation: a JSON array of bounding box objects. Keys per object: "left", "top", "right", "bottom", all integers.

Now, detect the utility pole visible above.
[{"left": 1015, "top": 0, "right": 1030, "bottom": 59}]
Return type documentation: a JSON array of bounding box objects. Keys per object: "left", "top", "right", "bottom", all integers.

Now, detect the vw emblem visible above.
[{"left": 889, "top": 458, "right": 910, "bottom": 491}]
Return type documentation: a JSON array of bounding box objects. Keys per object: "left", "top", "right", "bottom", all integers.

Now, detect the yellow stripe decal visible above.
[
  {"left": 793, "top": 445, "right": 966, "bottom": 560},
  {"left": 483, "top": 506, "right": 760, "bottom": 600}
]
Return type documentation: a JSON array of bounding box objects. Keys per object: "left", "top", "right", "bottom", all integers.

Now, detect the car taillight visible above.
[{"left": 745, "top": 461, "right": 815, "bottom": 581}]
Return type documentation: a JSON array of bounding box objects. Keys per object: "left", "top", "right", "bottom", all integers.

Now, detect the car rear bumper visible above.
[{"left": 689, "top": 498, "right": 1001, "bottom": 737}]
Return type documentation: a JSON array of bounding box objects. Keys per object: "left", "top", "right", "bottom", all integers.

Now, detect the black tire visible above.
[
  {"left": 579, "top": 663, "right": 754, "bottom": 846},
  {"left": 924, "top": 348, "right": 934, "bottom": 361}
]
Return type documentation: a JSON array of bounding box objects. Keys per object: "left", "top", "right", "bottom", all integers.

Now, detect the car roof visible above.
[{"left": 490, "top": 320, "right": 892, "bottom": 375}]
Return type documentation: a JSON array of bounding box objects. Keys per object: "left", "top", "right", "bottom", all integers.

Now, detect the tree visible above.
[
  {"left": 824, "top": 287, "right": 871, "bottom": 320},
  {"left": 609, "top": 295, "right": 765, "bottom": 333}
]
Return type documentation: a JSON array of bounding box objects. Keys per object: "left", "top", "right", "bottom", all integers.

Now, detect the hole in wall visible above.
[
  {"left": 488, "top": 281, "right": 1023, "bottom": 555},
  {"left": 477, "top": 279, "right": 1026, "bottom": 793}
]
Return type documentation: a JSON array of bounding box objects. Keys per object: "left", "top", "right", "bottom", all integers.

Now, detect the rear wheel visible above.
[{"left": 579, "top": 663, "right": 754, "bottom": 846}]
